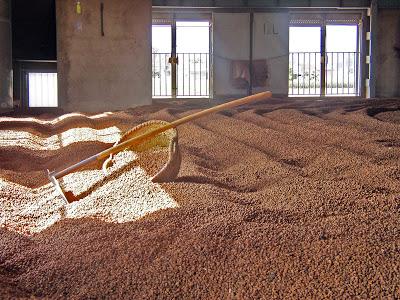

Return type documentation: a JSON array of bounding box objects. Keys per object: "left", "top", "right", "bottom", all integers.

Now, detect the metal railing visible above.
[
  {"left": 289, "top": 52, "right": 360, "bottom": 96},
  {"left": 152, "top": 52, "right": 210, "bottom": 98}
]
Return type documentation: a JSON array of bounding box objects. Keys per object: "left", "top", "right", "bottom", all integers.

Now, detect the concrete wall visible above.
[
  {"left": 56, "top": 0, "right": 152, "bottom": 112},
  {"left": 213, "top": 12, "right": 289, "bottom": 98},
  {"left": 253, "top": 12, "right": 289, "bottom": 95},
  {"left": 0, "top": 0, "right": 12, "bottom": 111},
  {"left": 376, "top": 9, "right": 400, "bottom": 97},
  {"left": 213, "top": 13, "right": 250, "bottom": 97}
]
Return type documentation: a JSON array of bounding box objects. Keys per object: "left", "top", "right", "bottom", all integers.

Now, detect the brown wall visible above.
[
  {"left": 0, "top": 0, "right": 12, "bottom": 111},
  {"left": 56, "top": 0, "right": 152, "bottom": 112},
  {"left": 376, "top": 9, "right": 400, "bottom": 97}
]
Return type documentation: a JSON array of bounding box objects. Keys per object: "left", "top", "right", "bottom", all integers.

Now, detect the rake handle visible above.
[{"left": 50, "top": 91, "right": 272, "bottom": 179}]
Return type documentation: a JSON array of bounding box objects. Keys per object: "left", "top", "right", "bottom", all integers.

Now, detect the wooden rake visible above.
[{"left": 47, "top": 91, "right": 272, "bottom": 204}]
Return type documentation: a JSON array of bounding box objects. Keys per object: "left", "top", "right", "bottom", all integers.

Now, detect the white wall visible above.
[
  {"left": 253, "top": 12, "right": 289, "bottom": 95},
  {"left": 213, "top": 13, "right": 250, "bottom": 96},
  {"left": 213, "top": 12, "right": 289, "bottom": 97}
]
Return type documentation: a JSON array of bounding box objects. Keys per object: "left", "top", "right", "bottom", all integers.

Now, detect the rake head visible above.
[{"left": 47, "top": 169, "right": 70, "bottom": 204}]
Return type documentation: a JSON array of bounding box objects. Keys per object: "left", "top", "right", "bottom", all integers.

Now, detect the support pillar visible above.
[{"left": 0, "top": 0, "right": 12, "bottom": 111}]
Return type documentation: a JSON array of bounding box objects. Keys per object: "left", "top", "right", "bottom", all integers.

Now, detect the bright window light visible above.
[{"left": 28, "top": 73, "right": 58, "bottom": 107}]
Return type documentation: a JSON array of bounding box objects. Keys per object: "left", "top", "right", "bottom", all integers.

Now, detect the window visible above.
[
  {"left": 28, "top": 72, "right": 58, "bottom": 107},
  {"left": 289, "top": 14, "right": 361, "bottom": 97},
  {"left": 152, "top": 20, "right": 211, "bottom": 98}
]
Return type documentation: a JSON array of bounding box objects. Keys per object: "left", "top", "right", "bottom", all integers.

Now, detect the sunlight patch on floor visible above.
[
  {"left": 0, "top": 150, "right": 178, "bottom": 235},
  {"left": 0, "top": 126, "right": 121, "bottom": 150},
  {"left": 0, "top": 112, "right": 114, "bottom": 124}
]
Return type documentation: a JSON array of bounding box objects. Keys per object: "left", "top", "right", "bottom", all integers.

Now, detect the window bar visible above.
[
  {"left": 324, "top": 53, "right": 327, "bottom": 95},
  {"left": 348, "top": 52, "right": 351, "bottom": 95},
  {"left": 314, "top": 52, "right": 317, "bottom": 95},
  {"left": 40, "top": 73, "right": 44, "bottom": 107},
  {"left": 36, "top": 74, "right": 40, "bottom": 107},
  {"left": 44, "top": 74, "right": 46, "bottom": 106},
  {"left": 46, "top": 73, "right": 50, "bottom": 105},
  {"left": 159, "top": 54, "right": 162, "bottom": 96},
  {"left": 42, "top": 74, "right": 46, "bottom": 106},
  {"left": 40, "top": 74, "right": 44, "bottom": 106},
  {"left": 199, "top": 54, "right": 201, "bottom": 96},
  {"left": 336, "top": 52, "right": 339, "bottom": 95},
  {"left": 353, "top": 52, "right": 356, "bottom": 95},
  {"left": 165, "top": 54, "right": 168, "bottom": 96},
  {"left": 200, "top": 53, "right": 202, "bottom": 96},
  {"left": 289, "top": 53, "right": 291, "bottom": 95},
  {"left": 336, "top": 52, "right": 340, "bottom": 95},
  {"left": 342, "top": 52, "right": 344, "bottom": 94},
  {"left": 155, "top": 54, "right": 158, "bottom": 96},
  {"left": 292, "top": 53, "right": 294, "bottom": 95},
  {"left": 47, "top": 73, "right": 50, "bottom": 105},
  {"left": 152, "top": 53, "right": 155, "bottom": 96},
  {"left": 308, "top": 53, "right": 311, "bottom": 95},
  {"left": 167, "top": 54, "right": 169, "bottom": 96},
  {"left": 176, "top": 53, "right": 180, "bottom": 96},
  {"left": 355, "top": 51, "right": 359, "bottom": 96},
  {"left": 194, "top": 54, "right": 197, "bottom": 96},
  {"left": 156, "top": 54, "right": 158, "bottom": 96},
  {"left": 290, "top": 53, "right": 293, "bottom": 95},
  {"left": 188, "top": 54, "right": 191, "bottom": 96},
  {"left": 331, "top": 53, "right": 333, "bottom": 95},
  {"left": 44, "top": 73, "right": 48, "bottom": 106},
  {"left": 28, "top": 73, "right": 33, "bottom": 107},
  {"left": 34, "top": 74, "right": 37, "bottom": 107},
  {"left": 204, "top": 53, "right": 206, "bottom": 96},
  {"left": 182, "top": 53, "right": 185, "bottom": 97},
  {"left": 297, "top": 53, "right": 300, "bottom": 95},
  {"left": 44, "top": 73, "right": 47, "bottom": 106},
  {"left": 38, "top": 74, "right": 42, "bottom": 107},
  {"left": 206, "top": 53, "right": 209, "bottom": 96},
  {"left": 303, "top": 53, "right": 306, "bottom": 95},
  {"left": 204, "top": 54, "right": 206, "bottom": 96}
]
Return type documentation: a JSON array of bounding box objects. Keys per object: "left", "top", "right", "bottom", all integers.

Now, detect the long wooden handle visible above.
[{"left": 51, "top": 91, "right": 272, "bottom": 179}]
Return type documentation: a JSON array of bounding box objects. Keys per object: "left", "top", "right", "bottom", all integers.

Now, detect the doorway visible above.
[
  {"left": 152, "top": 20, "right": 211, "bottom": 98},
  {"left": 289, "top": 23, "right": 360, "bottom": 97}
]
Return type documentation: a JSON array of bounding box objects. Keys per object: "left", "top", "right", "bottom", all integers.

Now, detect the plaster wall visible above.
[
  {"left": 213, "top": 13, "right": 250, "bottom": 97},
  {"left": 0, "top": 0, "right": 12, "bottom": 111},
  {"left": 253, "top": 12, "right": 289, "bottom": 95},
  {"left": 56, "top": 0, "right": 152, "bottom": 112},
  {"left": 213, "top": 12, "right": 289, "bottom": 98},
  {"left": 376, "top": 9, "right": 400, "bottom": 97}
]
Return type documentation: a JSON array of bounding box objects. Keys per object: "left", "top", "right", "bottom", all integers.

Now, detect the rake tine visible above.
[{"left": 47, "top": 169, "right": 69, "bottom": 205}]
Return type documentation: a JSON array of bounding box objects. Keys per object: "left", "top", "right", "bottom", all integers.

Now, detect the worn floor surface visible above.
[{"left": 0, "top": 98, "right": 399, "bottom": 299}]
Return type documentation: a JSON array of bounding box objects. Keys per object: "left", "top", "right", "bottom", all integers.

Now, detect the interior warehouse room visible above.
[{"left": 0, "top": 0, "right": 399, "bottom": 298}]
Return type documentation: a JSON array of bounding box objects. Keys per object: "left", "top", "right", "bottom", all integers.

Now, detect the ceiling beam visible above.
[{"left": 152, "top": 0, "right": 373, "bottom": 8}]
